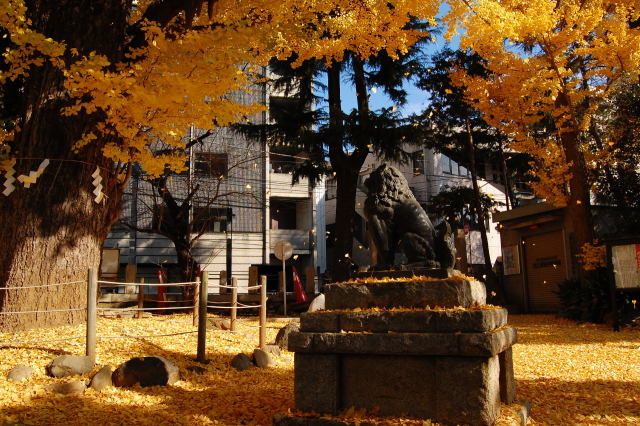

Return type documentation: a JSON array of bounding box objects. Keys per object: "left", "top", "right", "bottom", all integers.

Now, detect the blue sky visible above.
[{"left": 334, "top": 29, "right": 459, "bottom": 118}]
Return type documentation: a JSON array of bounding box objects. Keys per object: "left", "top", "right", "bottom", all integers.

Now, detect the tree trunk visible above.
[
  {"left": 497, "top": 140, "right": 515, "bottom": 210},
  {"left": 326, "top": 59, "right": 369, "bottom": 282},
  {"left": 331, "top": 169, "right": 361, "bottom": 281},
  {"left": 465, "top": 120, "right": 504, "bottom": 304},
  {"left": 557, "top": 94, "right": 595, "bottom": 282},
  {"left": 0, "top": 1, "right": 129, "bottom": 331}
]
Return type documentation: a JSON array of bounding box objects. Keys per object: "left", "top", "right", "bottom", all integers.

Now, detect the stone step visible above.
[
  {"left": 300, "top": 308, "right": 507, "bottom": 334},
  {"left": 288, "top": 327, "right": 517, "bottom": 357},
  {"left": 325, "top": 278, "right": 486, "bottom": 310}
]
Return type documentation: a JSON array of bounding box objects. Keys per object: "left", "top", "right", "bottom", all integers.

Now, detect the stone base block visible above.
[
  {"left": 325, "top": 279, "right": 486, "bottom": 310},
  {"left": 294, "top": 353, "right": 500, "bottom": 425},
  {"left": 289, "top": 327, "right": 517, "bottom": 357},
  {"left": 300, "top": 308, "right": 508, "bottom": 334},
  {"left": 352, "top": 268, "right": 459, "bottom": 280}
]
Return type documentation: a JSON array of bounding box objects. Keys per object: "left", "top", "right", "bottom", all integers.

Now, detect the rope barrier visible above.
[
  {"left": 0, "top": 336, "right": 85, "bottom": 346},
  {"left": 142, "top": 298, "right": 191, "bottom": 303},
  {"left": 203, "top": 284, "right": 263, "bottom": 292},
  {"left": 98, "top": 306, "right": 195, "bottom": 312},
  {"left": 96, "top": 330, "right": 198, "bottom": 339},
  {"left": 0, "top": 280, "right": 85, "bottom": 291},
  {"left": 236, "top": 302, "right": 262, "bottom": 308},
  {"left": 207, "top": 304, "right": 262, "bottom": 310},
  {"left": 97, "top": 280, "right": 196, "bottom": 287},
  {"left": 240, "top": 324, "right": 263, "bottom": 330},
  {"left": 0, "top": 308, "right": 86, "bottom": 315}
]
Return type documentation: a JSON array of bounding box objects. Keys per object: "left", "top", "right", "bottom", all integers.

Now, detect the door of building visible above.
[{"left": 523, "top": 231, "right": 567, "bottom": 312}]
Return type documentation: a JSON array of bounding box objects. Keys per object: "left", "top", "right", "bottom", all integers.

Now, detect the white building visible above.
[{"left": 103, "top": 82, "right": 326, "bottom": 294}]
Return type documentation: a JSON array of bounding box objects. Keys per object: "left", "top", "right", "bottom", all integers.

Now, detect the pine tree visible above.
[
  {"left": 240, "top": 27, "right": 433, "bottom": 281},
  {"left": 414, "top": 48, "right": 531, "bottom": 301}
]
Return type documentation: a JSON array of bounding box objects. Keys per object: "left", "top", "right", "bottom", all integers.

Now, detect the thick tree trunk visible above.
[
  {"left": 557, "top": 94, "right": 595, "bottom": 282},
  {"left": 326, "top": 60, "right": 369, "bottom": 282},
  {"left": 332, "top": 170, "right": 361, "bottom": 281},
  {"left": 0, "top": 1, "right": 129, "bottom": 331},
  {"left": 466, "top": 120, "right": 505, "bottom": 304}
]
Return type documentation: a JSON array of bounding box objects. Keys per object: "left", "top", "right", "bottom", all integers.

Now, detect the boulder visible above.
[
  {"left": 208, "top": 318, "right": 231, "bottom": 330},
  {"left": 47, "top": 355, "right": 94, "bottom": 378},
  {"left": 231, "top": 353, "right": 252, "bottom": 371},
  {"left": 47, "top": 380, "right": 86, "bottom": 395},
  {"left": 89, "top": 365, "right": 114, "bottom": 391},
  {"left": 263, "top": 344, "right": 282, "bottom": 357},
  {"left": 7, "top": 365, "right": 34, "bottom": 383},
  {"left": 252, "top": 348, "right": 273, "bottom": 368},
  {"left": 112, "top": 356, "right": 179, "bottom": 387},
  {"left": 308, "top": 294, "right": 325, "bottom": 312},
  {"left": 275, "top": 322, "right": 300, "bottom": 351}
]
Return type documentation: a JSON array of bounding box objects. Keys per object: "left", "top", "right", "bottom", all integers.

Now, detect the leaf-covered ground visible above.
[{"left": 0, "top": 314, "right": 638, "bottom": 425}]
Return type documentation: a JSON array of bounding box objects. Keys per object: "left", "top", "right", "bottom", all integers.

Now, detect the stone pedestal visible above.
[{"left": 277, "top": 277, "right": 517, "bottom": 426}]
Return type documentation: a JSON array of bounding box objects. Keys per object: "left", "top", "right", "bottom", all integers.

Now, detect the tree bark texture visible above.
[
  {"left": 0, "top": 1, "right": 130, "bottom": 331},
  {"left": 465, "top": 120, "right": 504, "bottom": 304},
  {"left": 326, "top": 61, "right": 369, "bottom": 282},
  {"left": 557, "top": 94, "right": 595, "bottom": 282}
]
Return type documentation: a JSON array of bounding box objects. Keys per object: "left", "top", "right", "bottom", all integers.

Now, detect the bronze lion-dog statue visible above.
[{"left": 364, "top": 164, "right": 455, "bottom": 270}]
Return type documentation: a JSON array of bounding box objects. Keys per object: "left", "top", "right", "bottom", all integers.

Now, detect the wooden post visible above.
[
  {"left": 86, "top": 268, "right": 98, "bottom": 363},
  {"left": 248, "top": 266, "right": 258, "bottom": 293},
  {"left": 230, "top": 277, "right": 238, "bottom": 332},
  {"left": 125, "top": 264, "right": 137, "bottom": 294},
  {"left": 192, "top": 277, "right": 200, "bottom": 327},
  {"left": 259, "top": 275, "right": 267, "bottom": 349},
  {"left": 196, "top": 272, "right": 208, "bottom": 363},
  {"left": 219, "top": 270, "right": 227, "bottom": 294},
  {"left": 305, "top": 266, "right": 315, "bottom": 295},
  {"left": 137, "top": 278, "right": 144, "bottom": 319}
]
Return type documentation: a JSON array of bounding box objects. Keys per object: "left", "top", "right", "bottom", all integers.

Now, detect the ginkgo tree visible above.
[
  {"left": 0, "top": 0, "right": 440, "bottom": 330},
  {"left": 445, "top": 0, "right": 640, "bottom": 279}
]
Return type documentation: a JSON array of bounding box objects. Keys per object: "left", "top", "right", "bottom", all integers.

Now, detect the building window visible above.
[
  {"left": 270, "top": 199, "right": 297, "bottom": 230},
  {"left": 194, "top": 153, "right": 228, "bottom": 178},
  {"left": 193, "top": 206, "right": 231, "bottom": 233},
  {"left": 411, "top": 151, "right": 425, "bottom": 176},
  {"left": 442, "top": 154, "right": 452, "bottom": 174}
]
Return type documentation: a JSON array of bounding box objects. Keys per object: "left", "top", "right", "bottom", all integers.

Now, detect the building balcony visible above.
[
  {"left": 269, "top": 172, "right": 310, "bottom": 198},
  {"left": 270, "top": 229, "right": 310, "bottom": 253}
]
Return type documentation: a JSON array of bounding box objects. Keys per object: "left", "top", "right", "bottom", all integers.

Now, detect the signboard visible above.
[
  {"left": 100, "top": 248, "right": 120, "bottom": 279},
  {"left": 611, "top": 244, "right": 640, "bottom": 289},
  {"left": 274, "top": 240, "right": 293, "bottom": 261},
  {"left": 502, "top": 245, "right": 520, "bottom": 275}
]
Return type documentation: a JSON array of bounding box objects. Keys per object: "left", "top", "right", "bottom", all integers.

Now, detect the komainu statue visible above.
[{"left": 363, "top": 164, "right": 455, "bottom": 270}]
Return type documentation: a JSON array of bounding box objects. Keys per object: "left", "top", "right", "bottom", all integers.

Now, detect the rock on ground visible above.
[
  {"left": 47, "top": 380, "right": 86, "bottom": 395},
  {"left": 208, "top": 318, "right": 231, "bottom": 330},
  {"left": 7, "top": 365, "right": 35, "bottom": 382},
  {"left": 262, "top": 344, "right": 282, "bottom": 356},
  {"left": 252, "top": 349, "right": 272, "bottom": 368},
  {"left": 112, "top": 356, "right": 179, "bottom": 387},
  {"left": 47, "top": 355, "right": 94, "bottom": 378},
  {"left": 231, "top": 353, "right": 253, "bottom": 371},
  {"left": 275, "top": 322, "right": 300, "bottom": 351},
  {"left": 89, "top": 365, "right": 114, "bottom": 391}
]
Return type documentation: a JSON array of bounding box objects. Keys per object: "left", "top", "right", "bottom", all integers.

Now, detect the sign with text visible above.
[
  {"left": 502, "top": 245, "right": 520, "bottom": 275},
  {"left": 611, "top": 244, "right": 640, "bottom": 289}
]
